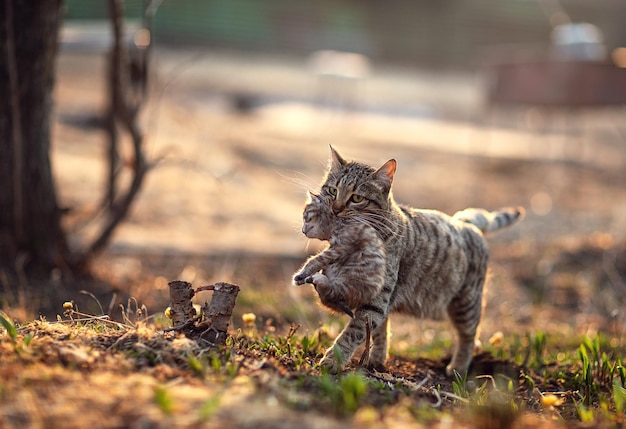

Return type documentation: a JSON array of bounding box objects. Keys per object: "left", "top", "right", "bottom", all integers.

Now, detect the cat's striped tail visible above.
[{"left": 453, "top": 206, "right": 525, "bottom": 234}]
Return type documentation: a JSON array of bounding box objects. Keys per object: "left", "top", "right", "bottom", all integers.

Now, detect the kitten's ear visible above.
[
  {"left": 306, "top": 191, "right": 321, "bottom": 203},
  {"left": 375, "top": 159, "right": 397, "bottom": 185},
  {"left": 328, "top": 145, "right": 346, "bottom": 170}
]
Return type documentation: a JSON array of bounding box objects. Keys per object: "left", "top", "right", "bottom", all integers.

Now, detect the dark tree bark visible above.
[
  {"left": 0, "top": 0, "right": 154, "bottom": 301},
  {"left": 0, "top": 1, "right": 69, "bottom": 279}
]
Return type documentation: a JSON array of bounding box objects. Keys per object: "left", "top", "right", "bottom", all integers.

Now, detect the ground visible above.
[{"left": 1, "top": 45, "right": 626, "bottom": 427}]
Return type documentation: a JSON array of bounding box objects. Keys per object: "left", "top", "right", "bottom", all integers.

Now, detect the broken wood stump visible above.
[
  {"left": 168, "top": 280, "right": 197, "bottom": 327},
  {"left": 167, "top": 280, "right": 240, "bottom": 345}
]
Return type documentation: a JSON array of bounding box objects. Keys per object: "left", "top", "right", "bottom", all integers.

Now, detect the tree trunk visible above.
[{"left": 0, "top": 1, "right": 68, "bottom": 279}]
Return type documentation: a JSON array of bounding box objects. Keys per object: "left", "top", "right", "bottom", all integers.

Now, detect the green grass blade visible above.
[{"left": 0, "top": 311, "right": 17, "bottom": 343}]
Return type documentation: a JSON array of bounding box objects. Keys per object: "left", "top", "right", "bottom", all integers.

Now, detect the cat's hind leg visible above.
[
  {"left": 446, "top": 282, "right": 484, "bottom": 376},
  {"left": 368, "top": 316, "right": 390, "bottom": 371}
]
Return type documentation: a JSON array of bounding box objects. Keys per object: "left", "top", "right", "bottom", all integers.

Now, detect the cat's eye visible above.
[
  {"left": 350, "top": 194, "right": 365, "bottom": 203},
  {"left": 326, "top": 187, "right": 337, "bottom": 198}
]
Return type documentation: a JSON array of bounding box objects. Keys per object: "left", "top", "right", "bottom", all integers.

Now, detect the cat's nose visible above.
[
  {"left": 302, "top": 224, "right": 311, "bottom": 235},
  {"left": 331, "top": 203, "right": 344, "bottom": 215}
]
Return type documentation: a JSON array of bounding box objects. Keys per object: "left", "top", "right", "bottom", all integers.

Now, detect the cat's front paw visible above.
[
  {"left": 319, "top": 351, "right": 344, "bottom": 374},
  {"left": 366, "top": 361, "right": 387, "bottom": 373},
  {"left": 368, "top": 349, "right": 388, "bottom": 372},
  {"left": 445, "top": 358, "right": 471, "bottom": 378}
]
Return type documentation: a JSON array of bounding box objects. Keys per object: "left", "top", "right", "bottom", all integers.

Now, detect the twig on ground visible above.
[
  {"left": 286, "top": 323, "right": 301, "bottom": 340},
  {"left": 162, "top": 317, "right": 199, "bottom": 333},
  {"left": 52, "top": 310, "right": 130, "bottom": 330},
  {"left": 437, "top": 390, "right": 471, "bottom": 404},
  {"left": 79, "top": 290, "right": 105, "bottom": 315}
]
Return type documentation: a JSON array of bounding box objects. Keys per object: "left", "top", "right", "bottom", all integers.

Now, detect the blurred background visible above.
[{"left": 49, "top": 0, "right": 626, "bottom": 342}]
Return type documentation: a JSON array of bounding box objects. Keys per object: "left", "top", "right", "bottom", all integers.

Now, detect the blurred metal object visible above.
[
  {"left": 550, "top": 22, "right": 607, "bottom": 62},
  {"left": 486, "top": 61, "right": 626, "bottom": 107}
]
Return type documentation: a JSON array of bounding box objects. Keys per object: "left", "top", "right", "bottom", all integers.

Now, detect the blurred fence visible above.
[{"left": 65, "top": 0, "right": 626, "bottom": 69}]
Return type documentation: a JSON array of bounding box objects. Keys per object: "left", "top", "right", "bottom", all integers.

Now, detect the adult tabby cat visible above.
[
  {"left": 293, "top": 192, "right": 387, "bottom": 318},
  {"left": 308, "top": 147, "right": 524, "bottom": 376}
]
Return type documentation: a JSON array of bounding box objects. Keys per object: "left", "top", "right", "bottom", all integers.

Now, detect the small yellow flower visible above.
[
  {"left": 63, "top": 301, "right": 73, "bottom": 310},
  {"left": 489, "top": 331, "right": 504, "bottom": 346},
  {"left": 541, "top": 394, "right": 564, "bottom": 407},
  {"left": 242, "top": 313, "right": 256, "bottom": 324},
  {"left": 164, "top": 307, "right": 172, "bottom": 319}
]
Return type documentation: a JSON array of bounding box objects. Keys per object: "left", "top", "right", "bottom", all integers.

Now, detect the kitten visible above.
[
  {"left": 293, "top": 192, "right": 386, "bottom": 318},
  {"left": 310, "top": 146, "right": 524, "bottom": 376}
]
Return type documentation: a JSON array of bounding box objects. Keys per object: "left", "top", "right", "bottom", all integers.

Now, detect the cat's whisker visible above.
[
  {"left": 278, "top": 170, "right": 319, "bottom": 195},
  {"left": 350, "top": 217, "right": 391, "bottom": 239},
  {"left": 351, "top": 214, "right": 404, "bottom": 238}
]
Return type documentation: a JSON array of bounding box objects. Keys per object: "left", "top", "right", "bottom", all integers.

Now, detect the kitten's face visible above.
[
  {"left": 319, "top": 147, "right": 396, "bottom": 234},
  {"left": 302, "top": 194, "right": 334, "bottom": 240}
]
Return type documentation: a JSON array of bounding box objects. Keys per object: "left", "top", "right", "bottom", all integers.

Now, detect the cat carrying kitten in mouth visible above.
[{"left": 294, "top": 147, "right": 524, "bottom": 375}]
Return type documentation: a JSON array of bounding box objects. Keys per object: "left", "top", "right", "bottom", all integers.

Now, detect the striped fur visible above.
[
  {"left": 453, "top": 207, "right": 525, "bottom": 233},
  {"left": 293, "top": 192, "right": 387, "bottom": 317},
  {"left": 308, "top": 147, "right": 523, "bottom": 376}
]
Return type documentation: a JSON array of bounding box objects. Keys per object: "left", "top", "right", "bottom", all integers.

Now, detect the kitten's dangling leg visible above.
[
  {"left": 336, "top": 303, "right": 354, "bottom": 318},
  {"left": 308, "top": 274, "right": 354, "bottom": 318}
]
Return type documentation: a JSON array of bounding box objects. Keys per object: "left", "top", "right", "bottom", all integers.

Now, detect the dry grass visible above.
[{"left": 1, "top": 297, "right": 624, "bottom": 428}]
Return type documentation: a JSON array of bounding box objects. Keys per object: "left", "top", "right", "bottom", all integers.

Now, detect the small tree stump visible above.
[
  {"left": 166, "top": 280, "right": 240, "bottom": 345},
  {"left": 168, "top": 280, "right": 197, "bottom": 327},
  {"left": 196, "top": 282, "right": 240, "bottom": 345}
]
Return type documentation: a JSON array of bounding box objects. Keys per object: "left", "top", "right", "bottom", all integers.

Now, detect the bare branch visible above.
[
  {"left": 76, "top": 0, "right": 152, "bottom": 267},
  {"left": 195, "top": 284, "right": 217, "bottom": 293}
]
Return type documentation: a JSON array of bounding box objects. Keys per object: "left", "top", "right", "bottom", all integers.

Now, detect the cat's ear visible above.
[
  {"left": 375, "top": 159, "right": 397, "bottom": 185},
  {"left": 328, "top": 145, "right": 346, "bottom": 170}
]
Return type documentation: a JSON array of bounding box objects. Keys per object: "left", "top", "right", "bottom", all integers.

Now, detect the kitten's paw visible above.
[
  {"left": 307, "top": 273, "right": 329, "bottom": 287},
  {"left": 292, "top": 272, "right": 307, "bottom": 286}
]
